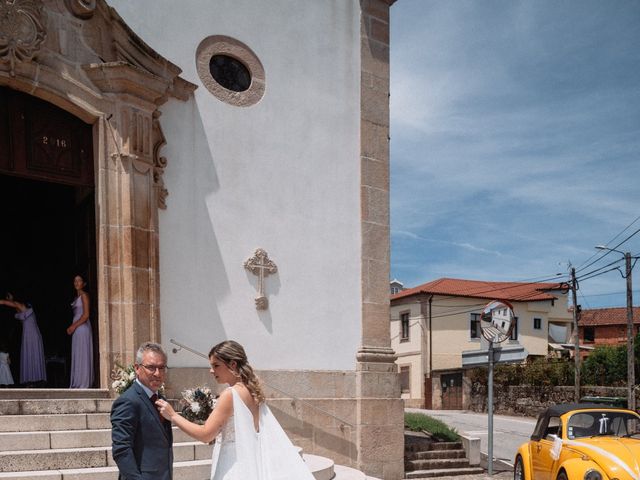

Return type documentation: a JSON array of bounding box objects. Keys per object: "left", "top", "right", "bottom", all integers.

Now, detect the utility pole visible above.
[
  {"left": 596, "top": 245, "right": 636, "bottom": 411},
  {"left": 625, "top": 252, "right": 635, "bottom": 411},
  {"left": 571, "top": 267, "right": 581, "bottom": 402}
]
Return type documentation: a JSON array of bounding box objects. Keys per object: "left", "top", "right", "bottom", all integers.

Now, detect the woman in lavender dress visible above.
[
  {"left": 67, "top": 275, "right": 93, "bottom": 388},
  {"left": 0, "top": 293, "right": 47, "bottom": 385}
]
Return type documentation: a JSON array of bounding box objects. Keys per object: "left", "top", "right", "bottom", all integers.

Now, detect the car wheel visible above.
[
  {"left": 557, "top": 471, "right": 568, "bottom": 480},
  {"left": 513, "top": 456, "right": 525, "bottom": 480}
]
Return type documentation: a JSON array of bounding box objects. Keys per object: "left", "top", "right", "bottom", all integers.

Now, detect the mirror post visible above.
[{"left": 488, "top": 341, "right": 494, "bottom": 476}]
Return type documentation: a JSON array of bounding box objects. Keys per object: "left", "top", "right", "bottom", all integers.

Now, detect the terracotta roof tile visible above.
[
  {"left": 580, "top": 307, "right": 640, "bottom": 326},
  {"left": 391, "top": 277, "right": 564, "bottom": 302}
]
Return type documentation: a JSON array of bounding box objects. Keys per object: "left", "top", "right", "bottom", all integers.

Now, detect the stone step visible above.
[
  {"left": 427, "top": 442, "right": 463, "bottom": 451},
  {"left": 333, "top": 464, "right": 367, "bottom": 480},
  {"left": 303, "top": 453, "right": 334, "bottom": 480},
  {"left": 0, "top": 441, "right": 213, "bottom": 472},
  {"left": 405, "top": 458, "right": 471, "bottom": 471},
  {"left": 0, "top": 413, "right": 110, "bottom": 432},
  {"left": 0, "top": 393, "right": 370, "bottom": 480},
  {"left": 0, "top": 389, "right": 111, "bottom": 400},
  {"left": 0, "top": 455, "right": 337, "bottom": 480},
  {"left": 0, "top": 399, "right": 113, "bottom": 416},
  {"left": 407, "top": 449, "right": 467, "bottom": 461},
  {"left": 0, "top": 427, "right": 194, "bottom": 451},
  {"left": 0, "top": 459, "right": 212, "bottom": 480},
  {"left": 405, "top": 466, "right": 485, "bottom": 478}
]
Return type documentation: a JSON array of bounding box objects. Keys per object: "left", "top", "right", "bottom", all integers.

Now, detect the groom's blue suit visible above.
[{"left": 111, "top": 382, "right": 173, "bottom": 480}]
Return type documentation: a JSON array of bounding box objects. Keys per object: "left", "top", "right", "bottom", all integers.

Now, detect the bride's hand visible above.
[{"left": 155, "top": 398, "right": 176, "bottom": 421}]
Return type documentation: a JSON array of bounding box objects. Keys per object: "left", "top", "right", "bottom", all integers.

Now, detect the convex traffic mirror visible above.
[{"left": 480, "top": 300, "right": 515, "bottom": 343}]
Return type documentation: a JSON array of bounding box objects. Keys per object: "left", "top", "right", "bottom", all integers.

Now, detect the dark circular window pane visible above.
[{"left": 209, "top": 55, "right": 251, "bottom": 92}]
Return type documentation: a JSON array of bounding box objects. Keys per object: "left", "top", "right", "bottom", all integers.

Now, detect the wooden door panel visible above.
[
  {"left": 441, "top": 373, "right": 463, "bottom": 410},
  {"left": 1, "top": 86, "right": 93, "bottom": 187}
]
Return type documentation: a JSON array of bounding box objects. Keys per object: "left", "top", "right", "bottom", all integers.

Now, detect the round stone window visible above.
[
  {"left": 209, "top": 55, "right": 251, "bottom": 92},
  {"left": 196, "top": 36, "right": 265, "bottom": 107}
]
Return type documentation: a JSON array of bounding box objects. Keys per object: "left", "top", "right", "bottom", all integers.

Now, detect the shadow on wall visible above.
[
  {"left": 160, "top": 96, "right": 229, "bottom": 359},
  {"left": 268, "top": 401, "right": 357, "bottom": 467}
]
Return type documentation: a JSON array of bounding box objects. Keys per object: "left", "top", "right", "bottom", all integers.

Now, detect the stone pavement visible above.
[{"left": 427, "top": 472, "right": 512, "bottom": 480}]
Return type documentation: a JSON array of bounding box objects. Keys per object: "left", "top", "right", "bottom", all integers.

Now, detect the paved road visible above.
[{"left": 407, "top": 408, "right": 537, "bottom": 466}]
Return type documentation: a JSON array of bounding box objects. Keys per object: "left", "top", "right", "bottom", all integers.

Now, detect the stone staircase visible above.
[
  {"left": 0, "top": 390, "right": 372, "bottom": 480},
  {"left": 404, "top": 440, "right": 484, "bottom": 479}
]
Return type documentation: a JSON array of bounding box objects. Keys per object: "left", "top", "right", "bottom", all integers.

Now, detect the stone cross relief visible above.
[{"left": 244, "top": 248, "right": 277, "bottom": 310}]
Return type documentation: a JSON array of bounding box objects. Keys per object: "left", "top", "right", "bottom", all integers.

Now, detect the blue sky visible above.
[{"left": 389, "top": 1, "right": 640, "bottom": 309}]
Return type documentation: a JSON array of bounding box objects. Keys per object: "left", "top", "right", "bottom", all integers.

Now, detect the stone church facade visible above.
[{"left": 0, "top": 0, "right": 402, "bottom": 477}]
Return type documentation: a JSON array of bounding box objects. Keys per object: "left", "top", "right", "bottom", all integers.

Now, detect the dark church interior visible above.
[{"left": 1, "top": 86, "right": 98, "bottom": 388}]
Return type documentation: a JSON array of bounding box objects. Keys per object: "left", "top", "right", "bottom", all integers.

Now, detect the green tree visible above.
[{"left": 582, "top": 345, "right": 626, "bottom": 386}]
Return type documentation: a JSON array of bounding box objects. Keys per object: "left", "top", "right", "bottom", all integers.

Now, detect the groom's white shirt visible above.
[{"left": 135, "top": 378, "right": 155, "bottom": 398}]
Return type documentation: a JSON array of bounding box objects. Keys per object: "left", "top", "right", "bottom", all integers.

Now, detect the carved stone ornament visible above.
[
  {"left": 152, "top": 115, "right": 169, "bottom": 209},
  {"left": 0, "top": 0, "right": 46, "bottom": 77},
  {"left": 244, "top": 249, "right": 277, "bottom": 310},
  {"left": 64, "top": 0, "right": 96, "bottom": 19}
]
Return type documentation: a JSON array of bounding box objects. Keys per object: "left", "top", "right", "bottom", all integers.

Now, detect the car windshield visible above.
[{"left": 567, "top": 411, "right": 640, "bottom": 439}]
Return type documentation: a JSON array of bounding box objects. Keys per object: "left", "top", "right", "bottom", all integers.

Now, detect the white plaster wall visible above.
[
  {"left": 108, "top": 0, "right": 362, "bottom": 369},
  {"left": 391, "top": 301, "right": 428, "bottom": 403}
]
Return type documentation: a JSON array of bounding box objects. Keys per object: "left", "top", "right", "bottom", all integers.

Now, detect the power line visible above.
[
  {"left": 575, "top": 215, "right": 640, "bottom": 271},
  {"left": 575, "top": 256, "right": 625, "bottom": 281},
  {"left": 578, "top": 290, "right": 591, "bottom": 310},
  {"left": 576, "top": 226, "right": 640, "bottom": 274},
  {"left": 577, "top": 256, "right": 640, "bottom": 284},
  {"left": 578, "top": 266, "right": 623, "bottom": 283},
  {"left": 580, "top": 290, "right": 640, "bottom": 298}
]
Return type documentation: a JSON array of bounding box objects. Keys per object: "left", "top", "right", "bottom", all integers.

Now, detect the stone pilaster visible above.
[{"left": 357, "top": 1, "right": 404, "bottom": 478}]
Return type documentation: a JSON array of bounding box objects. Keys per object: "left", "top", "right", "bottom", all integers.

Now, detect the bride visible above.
[{"left": 155, "top": 340, "right": 315, "bottom": 479}]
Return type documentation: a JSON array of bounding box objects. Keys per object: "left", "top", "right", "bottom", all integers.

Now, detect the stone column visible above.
[
  {"left": 84, "top": 61, "right": 182, "bottom": 383},
  {"left": 100, "top": 103, "right": 162, "bottom": 378},
  {"left": 357, "top": 1, "right": 404, "bottom": 478}
]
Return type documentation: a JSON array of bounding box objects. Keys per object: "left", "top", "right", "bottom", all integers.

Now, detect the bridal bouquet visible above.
[
  {"left": 180, "top": 386, "right": 217, "bottom": 424},
  {"left": 111, "top": 363, "right": 136, "bottom": 394}
]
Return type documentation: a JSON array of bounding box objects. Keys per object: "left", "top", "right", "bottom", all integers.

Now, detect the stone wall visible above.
[{"left": 469, "top": 385, "right": 635, "bottom": 417}]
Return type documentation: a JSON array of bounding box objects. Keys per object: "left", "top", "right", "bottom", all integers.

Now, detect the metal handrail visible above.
[{"left": 169, "top": 339, "right": 354, "bottom": 428}]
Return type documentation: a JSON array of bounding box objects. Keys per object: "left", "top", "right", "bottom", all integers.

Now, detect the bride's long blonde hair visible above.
[{"left": 209, "top": 340, "right": 265, "bottom": 404}]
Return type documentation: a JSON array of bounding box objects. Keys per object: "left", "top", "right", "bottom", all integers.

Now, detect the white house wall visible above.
[
  {"left": 109, "top": 0, "right": 362, "bottom": 370},
  {"left": 391, "top": 293, "right": 572, "bottom": 404}
]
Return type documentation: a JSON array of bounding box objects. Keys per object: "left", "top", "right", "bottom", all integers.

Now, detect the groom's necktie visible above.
[{"left": 149, "top": 393, "right": 164, "bottom": 423}]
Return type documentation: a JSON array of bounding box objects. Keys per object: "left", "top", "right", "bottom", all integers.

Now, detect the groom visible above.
[{"left": 111, "top": 342, "right": 173, "bottom": 480}]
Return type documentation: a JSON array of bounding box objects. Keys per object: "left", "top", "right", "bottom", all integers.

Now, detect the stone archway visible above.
[{"left": 0, "top": 0, "right": 195, "bottom": 388}]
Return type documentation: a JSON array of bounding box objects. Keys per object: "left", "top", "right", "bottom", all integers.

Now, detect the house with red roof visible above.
[
  {"left": 391, "top": 278, "right": 572, "bottom": 409},
  {"left": 579, "top": 307, "right": 640, "bottom": 351}
]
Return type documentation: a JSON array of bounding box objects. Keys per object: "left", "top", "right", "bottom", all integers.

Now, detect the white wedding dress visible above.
[{"left": 210, "top": 387, "right": 315, "bottom": 480}]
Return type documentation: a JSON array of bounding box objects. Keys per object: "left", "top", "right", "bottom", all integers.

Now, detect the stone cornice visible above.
[{"left": 83, "top": 62, "right": 171, "bottom": 105}]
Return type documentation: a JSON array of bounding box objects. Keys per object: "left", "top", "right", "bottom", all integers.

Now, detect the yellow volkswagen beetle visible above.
[{"left": 514, "top": 403, "right": 640, "bottom": 480}]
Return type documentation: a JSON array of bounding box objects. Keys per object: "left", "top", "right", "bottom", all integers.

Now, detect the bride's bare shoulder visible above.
[
  {"left": 216, "top": 388, "right": 234, "bottom": 406},
  {"left": 232, "top": 383, "right": 258, "bottom": 406}
]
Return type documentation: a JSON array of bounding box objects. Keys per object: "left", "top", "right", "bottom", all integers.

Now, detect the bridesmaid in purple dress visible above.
[
  {"left": 67, "top": 275, "right": 93, "bottom": 388},
  {"left": 0, "top": 293, "right": 47, "bottom": 385}
]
